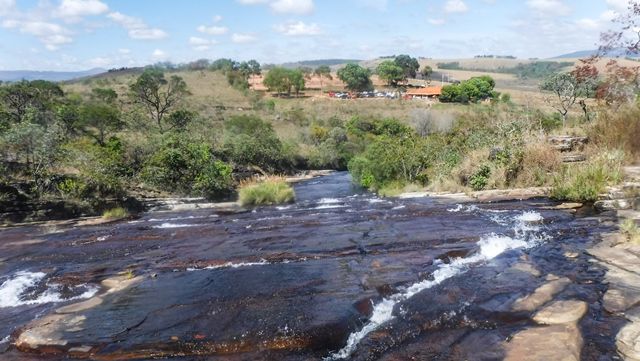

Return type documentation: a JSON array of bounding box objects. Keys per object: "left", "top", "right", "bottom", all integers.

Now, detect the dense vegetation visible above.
[{"left": 1, "top": 45, "right": 639, "bottom": 218}]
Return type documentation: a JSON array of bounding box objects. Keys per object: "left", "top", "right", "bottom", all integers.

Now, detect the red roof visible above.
[{"left": 406, "top": 86, "right": 442, "bottom": 96}]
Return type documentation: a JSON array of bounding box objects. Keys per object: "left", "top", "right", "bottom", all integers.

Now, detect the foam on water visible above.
[
  {"left": 0, "top": 335, "right": 9, "bottom": 344},
  {"left": 327, "top": 210, "right": 546, "bottom": 360},
  {"left": 187, "top": 259, "right": 270, "bottom": 271},
  {"left": 315, "top": 204, "right": 347, "bottom": 210},
  {"left": 153, "top": 223, "right": 197, "bottom": 229},
  {"left": 0, "top": 271, "right": 99, "bottom": 309},
  {"left": 318, "top": 198, "right": 342, "bottom": 204}
]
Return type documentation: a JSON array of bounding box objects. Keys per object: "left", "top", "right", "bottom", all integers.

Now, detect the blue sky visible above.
[{"left": 0, "top": 0, "right": 628, "bottom": 70}]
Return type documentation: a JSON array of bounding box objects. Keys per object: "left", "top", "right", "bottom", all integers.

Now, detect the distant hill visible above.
[
  {"left": 0, "top": 68, "right": 106, "bottom": 82},
  {"left": 553, "top": 49, "right": 640, "bottom": 59},
  {"left": 279, "top": 59, "right": 360, "bottom": 69}
]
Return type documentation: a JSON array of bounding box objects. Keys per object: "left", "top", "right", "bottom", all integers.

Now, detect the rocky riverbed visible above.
[{"left": 0, "top": 172, "right": 634, "bottom": 360}]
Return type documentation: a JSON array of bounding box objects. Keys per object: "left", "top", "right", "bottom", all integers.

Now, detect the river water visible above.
[{"left": 0, "top": 172, "right": 624, "bottom": 360}]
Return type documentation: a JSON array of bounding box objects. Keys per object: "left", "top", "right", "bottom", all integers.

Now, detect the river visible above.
[{"left": 0, "top": 172, "right": 624, "bottom": 360}]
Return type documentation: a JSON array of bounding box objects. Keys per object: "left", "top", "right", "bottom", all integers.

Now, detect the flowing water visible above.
[{"left": 0, "top": 172, "right": 623, "bottom": 360}]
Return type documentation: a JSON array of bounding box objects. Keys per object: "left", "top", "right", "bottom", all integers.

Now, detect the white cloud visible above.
[
  {"left": 0, "top": 0, "right": 16, "bottom": 17},
  {"left": 274, "top": 21, "right": 321, "bottom": 36},
  {"left": 88, "top": 56, "right": 112, "bottom": 67},
  {"left": 2, "top": 19, "right": 72, "bottom": 50},
  {"left": 270, "top": 0, "right": 314, "bottom": 14},
  {"left": 428, "top": 18, "right": 446, "bottom": 25},
  {"left": 55, "top": 0, "right": 108, "bottom": 22},
  {"left": 118, "top": 48, "right": 130, "bottom": 54},
  {"left": 151, "top": 49, "right": 168, "bottom": 61},
  {"left": 107, "top": 11, "right": 167, "bottom": 40},
  {"left": 356, "top": 0, "right": 388, "bottom": 11},
  {"left": 526, "top": 0, "right": 571, "bottom": 16},
  {"left": 197, "top": 25, "right": 228, "bottom": 35},
  {"left": 213, "top": 15, "right": 223, "bottom": 23},
  {"left": 237, "top": 0, "right": 314, "bottom": 15},
  {"left": 606, "top": 0, "right": 628, "bottom": 12},
  {"left": 444, "top": 0, "right": 468, "bottom": 13},
  {"left": 232, "top": 33, "right": 257, "bottom": 43},
  {"left": 189, "top": 36, "right": 218, "bottom": 51}
]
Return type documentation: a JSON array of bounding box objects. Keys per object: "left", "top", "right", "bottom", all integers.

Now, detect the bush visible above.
[
  {"left": 142, "top": 134, "right": 233, "bottom": 199},
  {"left": 223, "top": 115, "right": 289, "bottom": 172},
  {"left": 348, "top": 134, "right": 431, "bottom": 190},
  {"left": 469, "top": 164, "right": 491, "bottom": 191},
  {"left": 551, "top": 151, "right": 624, "bottom": 202},
  {"left": 238, "top": 178, "right": 295, "bottom": 206},
  {"left": 102, "top": 207, "right": 129, "bottom": 220}
]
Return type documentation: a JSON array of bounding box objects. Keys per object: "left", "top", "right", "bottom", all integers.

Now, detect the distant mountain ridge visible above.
[
  {"left": 553, "top": 48, "right": 640, "bottom": 59},
  {"left": 0, "top": 68, "right": 106, "bottom": 82}
]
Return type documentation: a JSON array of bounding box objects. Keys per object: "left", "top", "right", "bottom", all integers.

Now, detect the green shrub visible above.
[
  {"left": 348, "top": 134, "right": 431, "bottom": 190},
  {"left": 223, "top": 115, "right": 289, "bottom": 171},
  {"left": 469, "top": 164, "right": 491, "bottom": 191},
  {"left": 142, "top": 134, "right": 233, "bottom": 199},
  {"left": 102, "top": 207, "right": 129, "bottom": 220},
  {"left": 238, "top": 178, "right": 295, "bottom": 206},
  {"left": 551, "top": 151, "right": 623, "bottom": 202}
]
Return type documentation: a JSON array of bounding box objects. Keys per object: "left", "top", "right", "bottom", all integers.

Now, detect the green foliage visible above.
[
  {"left": 551, "top": 151, "right": 624, "bottom": 202},
  {"left": 0, "top": 80, "right": 64, "bottom": 123},
  {"left": 166, "top": 109, "right": 197, "bottom": 131},
  {"left": 79, "top": 102, "right": 123, "bottom": 145},
  {"left": 263, "top": 67, "right": 305, "bottom": 96},
  {"left": 102, "top": 207, "right": 129, "bottom": 220},
  {"left": 63, "top": 137, "right": 131, "bottom": 197},
  {"left": 238, "top": 179, "right": 295, "bottom": 206},
  {"left": 337, "top": 64, "right": 373, "bottom": 92},
  {"left": 376, "top": 61, "right": 405, "bottom": 86},
  {"left": 129, "top": 68, "right": 189, "bottom": 132},
  {"left": 440, "top": 76, "right": 496, "bottom": 103},
  {"left": 142, "top": 134, "right": 233, "bottom": 199},
  {"left": 91, "top": 88, "right": 118, "bottom": 104},
  {"left": 393, "top": 54, "right": 420, "bottom": 79},
  {"left": 421, "top": 65, "right": 433, "bottom": 79},
  {"left": 223, "top": 115, "right": 288, "bottom": 171},
  {"left": 469, "top": 164, "right": 491, "bottom": 191},
  {"left": 348, "top": 133, "right": 431, "bottom": 190}
]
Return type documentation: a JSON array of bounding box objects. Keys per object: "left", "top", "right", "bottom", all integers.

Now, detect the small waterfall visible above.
[{"left": 326, "top": 209, "right": 548, "bottom": 360}]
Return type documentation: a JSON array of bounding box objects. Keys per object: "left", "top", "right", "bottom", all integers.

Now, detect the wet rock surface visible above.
[{"left": 0, "top": 172, "right": 627, "bottom": 360}]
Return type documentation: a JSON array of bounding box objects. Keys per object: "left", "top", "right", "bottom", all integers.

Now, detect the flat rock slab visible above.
[
  {"left": 617, "top": 321, "right": 640, "bottom": 361},
  {"left": 504, "top": 324, "right": 582, "bottom": 361},
  {"left": 512, "top": 277, "right": 571, "bottom": 312},
  {"left": 533, "top": 300, "right": 588, "bottom": 325}
]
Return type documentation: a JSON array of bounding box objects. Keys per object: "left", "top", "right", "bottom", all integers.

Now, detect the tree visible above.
[
  {"left": 0, "top": 80, "right": 64, "bottom": 123},
  {"left": 376, "top": 60, "right": 405, "bottom": 86},
  {"left": 337, "top": 64, "right": 373, "bottom": 92},
  {"left": 314, "top": 65, "right": 333, "bottom": 92},
  {"left": 79, "top": 103, "right": 123, "bottom": 145},
  {"left": 91, "top": 87, "right": 118, "bottom": 104},
  {"left": 541, "top": 73, "right": 579, "bottom": 127},
  {"left": 129, "top": 68, "right": 189, "bottom": 133},
  {"left": 394, "top": 54, "right": 420, "bottom": 80},
  {"left": 263, "top": 67, "right": 306, "bottom": 97},
  {"left": 439, "top": 76, "right": 496, "bottom": 103},
  {"left": 421, "top": 65, "right": 433, "bottom": 80}
]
